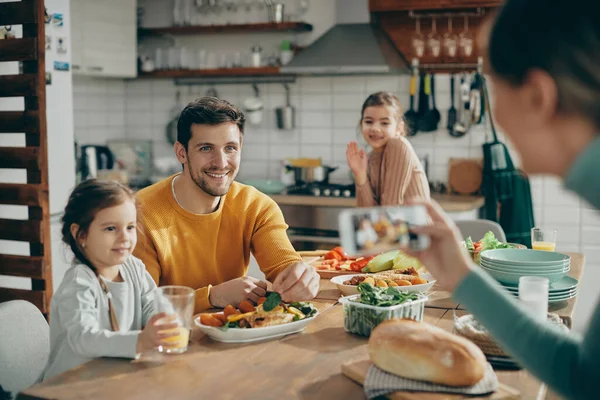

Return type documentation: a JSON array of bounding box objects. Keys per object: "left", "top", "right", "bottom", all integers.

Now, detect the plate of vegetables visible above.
[
  {"left": 464, "top": 231, "right": 526, "bottom": 263},
  {"left": 194, "top": 292, "right": 319, "bottom": 343},
  {"left": 302, "top": 247, "right": 376, "bottom": 279}
]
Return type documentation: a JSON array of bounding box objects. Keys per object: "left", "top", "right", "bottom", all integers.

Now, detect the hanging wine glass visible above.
[
  {"left": 459, "top": 16, "right": 474, "bottom": 57},
  {"left": 443, "top": 17, "right": 458, "bottom": 58},
  {"left": 412, "top": 16, "right": 425, "bottom": 58},
  {"left": 427, "top": 16, "right": 442, "bottom": 57}
]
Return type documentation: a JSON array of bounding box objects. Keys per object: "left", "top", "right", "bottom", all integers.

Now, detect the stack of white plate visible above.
[
  {"left": 501, "top": 276, "right": 578, "bottom": 303},
  {"left": 480, "top": 249, "right": 577, "bottom": 303}
]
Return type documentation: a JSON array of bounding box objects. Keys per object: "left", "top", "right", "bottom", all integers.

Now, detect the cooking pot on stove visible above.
[{"left": 285, "top": 165, "right": 338, "bottom": 184}]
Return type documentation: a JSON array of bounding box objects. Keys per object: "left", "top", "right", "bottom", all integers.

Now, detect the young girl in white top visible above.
[{"left": 43, "top": 180, "right": 179, "bottom": 381}]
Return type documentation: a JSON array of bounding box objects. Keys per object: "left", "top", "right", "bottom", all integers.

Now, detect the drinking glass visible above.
[
  {"left": 519, "top": 276, "right": 549, "bottom": 322},
  {"left": 155, "top": 286, "right": 195, "bottom": 354},
  {"left": 412, "top": 17, "right": 425, "bottom": 58},
  {"left": 427, "top": 17, "right": 442, "bottom": 58},
  {"left": 443, "top": 17, "right": 458, "bottom": 58},
  {"left": 459, "top": 16, "right": 474, "bottom": 57},
  {"left": 531, "top": 228, "right": 557, "bottom": 251}
]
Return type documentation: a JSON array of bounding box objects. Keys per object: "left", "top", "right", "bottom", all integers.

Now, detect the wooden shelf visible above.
[
  {"left": 138, "top": 22, "right": 313, "bottom": 36},
  {"left": 138, "top": 66, "right": 284, "bottom": 78},
  {"left": 369, "top": 0, "right": 502, "bottom": 11}
]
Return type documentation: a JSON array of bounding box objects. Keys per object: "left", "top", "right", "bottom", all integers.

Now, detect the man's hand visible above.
[
  {"left": 209, "top": 276, "right": 268, "bottom": 308},
  {"left": 272, "top": 262, "right": 320, "bottom": 303}
]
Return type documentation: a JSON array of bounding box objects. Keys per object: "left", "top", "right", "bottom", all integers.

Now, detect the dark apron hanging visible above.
[{"left": 481, "top": 77, "right": 535, "bottom": 247}]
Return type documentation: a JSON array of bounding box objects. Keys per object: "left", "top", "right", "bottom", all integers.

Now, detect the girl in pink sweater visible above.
[{"left": 346, "top": 92, "right": 430, "bottom": 206}]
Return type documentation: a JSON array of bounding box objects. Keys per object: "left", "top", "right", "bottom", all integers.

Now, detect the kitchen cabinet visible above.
[{"left": 71, "top": 0, "right": 137, "bottom": 78}]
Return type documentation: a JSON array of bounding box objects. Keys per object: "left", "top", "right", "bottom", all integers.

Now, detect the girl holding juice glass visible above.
[{"left": 42, "top": 180, "right": 180, "bottom": 381}]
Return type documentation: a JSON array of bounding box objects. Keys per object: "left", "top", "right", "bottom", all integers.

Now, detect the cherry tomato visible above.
[
  {"left": 331, "top": 246, "right": 348, "bottom": 260},
  {"left": 324, "top": 250, "right": 342, "bottom": 261}
]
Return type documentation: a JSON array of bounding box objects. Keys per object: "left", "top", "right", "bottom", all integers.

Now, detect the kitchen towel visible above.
[{"left": 364, "top": 362, "right": 498, "bottom": 399}]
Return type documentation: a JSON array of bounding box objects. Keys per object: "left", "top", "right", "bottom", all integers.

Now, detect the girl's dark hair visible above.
[
  {"left": 61, "top": 179, "right": 137, "bottom": 272},
  {"left": 359, "top": 92, "right": 406, "bottom": 136},
  {"left": 488, "top": 0, "right": 600, "bottom": 127},
  {"left": 177, "top": 96, "right": 245, "bottom": 151}
]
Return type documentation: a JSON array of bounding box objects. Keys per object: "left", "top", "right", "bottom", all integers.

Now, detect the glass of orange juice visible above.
[
  {"left": 531, "top": 228, "right": 557, "bottom": 252},
  {"left": 156, "top": 286, "right": 195, "bottom": 354}
]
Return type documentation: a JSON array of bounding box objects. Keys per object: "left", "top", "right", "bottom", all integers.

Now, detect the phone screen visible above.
[{"left": 339, "top": 205, "right": 429, "bottom": 256}]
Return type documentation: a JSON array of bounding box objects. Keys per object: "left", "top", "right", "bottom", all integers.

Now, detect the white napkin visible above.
[{"left": 364, "top": 362, "right": 498, "bottom": 399}]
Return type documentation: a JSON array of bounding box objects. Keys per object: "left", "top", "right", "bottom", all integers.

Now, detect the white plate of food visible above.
[
  {"left": 194, "top": 300, "right": 319, "bottom": 343},
  {"left": 331, "top": 270, "right": 436, "bottom": 296}
]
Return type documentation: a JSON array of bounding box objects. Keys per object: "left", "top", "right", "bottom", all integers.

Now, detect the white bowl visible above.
[
  {"left": 330, "top": 273, "right": 436, "bottom": 297},
  {"left": 194, "top": 310, "right": 318, "bottom": 343}
]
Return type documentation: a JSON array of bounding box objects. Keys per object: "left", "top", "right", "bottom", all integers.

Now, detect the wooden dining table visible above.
[{"left": 18, "top": 253, "right": 584, "bottom": 400}]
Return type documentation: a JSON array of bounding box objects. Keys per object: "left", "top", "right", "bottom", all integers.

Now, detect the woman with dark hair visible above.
[{"left": 406, "top": 1, "right": 600, "bottom": 399}]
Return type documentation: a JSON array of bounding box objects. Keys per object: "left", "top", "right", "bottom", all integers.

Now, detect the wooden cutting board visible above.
[
  {"left": 341, "top": 359, "right": 520, "bottom": 400},
  {"left": 448, "top": 158, "right": 483, "bottom": 195}
]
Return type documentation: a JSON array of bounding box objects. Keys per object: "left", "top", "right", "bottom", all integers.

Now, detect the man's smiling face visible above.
[{"left": 184, "top": 122, "right": 242, "bottom": 197}]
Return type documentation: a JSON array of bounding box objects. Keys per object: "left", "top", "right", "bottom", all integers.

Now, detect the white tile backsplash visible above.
[
  {"left": 332, "top": 76, "right": 366, "bottom": 93},
  {"left": 300, "top": 144, "right": 333, "bottom": 162},
  {"left": 270, "top": 144, "right": 300, "bottom": 159},
  {"left": 544, "top": 206, "right": 581, "bottom": 225},
  {"left": 301, "top": 94, "right": 333, "bottom": 111},
  {"left": 301, "top": 128, "right": 333, "bottom": 145},
  {"left": 300, "top": 110, "right": 332, "bottom": 128},
  {"left": 333, "top": 111, "right": 359, "bottom": 129}
]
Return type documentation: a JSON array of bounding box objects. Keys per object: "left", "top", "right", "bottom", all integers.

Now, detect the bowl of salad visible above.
[
  {"left": 464, "top": 231, "right": 526, "bottom": 263},
  {"left": 339, "top": 283, "right": 427, "bottom": 337}
]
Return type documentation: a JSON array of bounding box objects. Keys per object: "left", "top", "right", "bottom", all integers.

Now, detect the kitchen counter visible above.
[{"left": 269, "top": 193, "right": 485, "bottom": 212}]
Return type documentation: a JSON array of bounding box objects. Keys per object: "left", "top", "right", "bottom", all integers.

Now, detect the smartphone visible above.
[{"left": 338, "top": 205, "right": 430, "bottom": 256}]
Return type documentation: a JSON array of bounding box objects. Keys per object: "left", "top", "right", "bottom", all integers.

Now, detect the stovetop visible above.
[{"left": 284, "top": 182, "right": 355, "bottom": 198}]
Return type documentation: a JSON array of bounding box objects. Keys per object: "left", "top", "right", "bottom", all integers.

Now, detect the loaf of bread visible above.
[{"left": 368, "top": 319, "right": 487, "bottom": 387}]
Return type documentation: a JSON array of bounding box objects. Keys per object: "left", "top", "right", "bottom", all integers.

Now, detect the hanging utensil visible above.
[
  {"left": 430, "top": 74, "right": 441, "bottom": 126},
  {"left": 166, "top": 90, "right": 182, "bottom": 145},
  {"left": 275, "top": 84, "right": 295, "bottom": 130},
  {"left": 418, "top": 74, "right": 438, "bottom": 132},
  {"left": 404, "top": 72, "right": 419, "bottom": 136},
  {"left": 447, "top": 74, "right": 458, "bottom": 136},
  {"left": 470, "top": 72, "right": 485, "bottom": 125},
  {"left": 453, "top": 74, "right": 472, "bottom": 137}
]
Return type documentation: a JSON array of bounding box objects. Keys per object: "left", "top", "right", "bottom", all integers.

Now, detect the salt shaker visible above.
[{"left": 251, "top": 45, "right": 262, "bottom": 68}]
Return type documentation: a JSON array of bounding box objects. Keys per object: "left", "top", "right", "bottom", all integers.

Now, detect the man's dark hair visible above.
[{"left": 176, "top": 97, "right": 245, "bottom": 150}]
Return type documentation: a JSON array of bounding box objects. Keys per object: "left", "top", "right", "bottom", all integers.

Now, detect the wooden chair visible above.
[
  {"left": 0, "top": 0, "right": 52, "bottom": 316},
  {"left": 455, "top": 219, "right": 507, "bottom": 243}
]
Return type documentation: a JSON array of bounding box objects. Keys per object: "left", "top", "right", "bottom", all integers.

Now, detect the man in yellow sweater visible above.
[{"left": 134, "top": 97, "right": 319, "bottom": 313}]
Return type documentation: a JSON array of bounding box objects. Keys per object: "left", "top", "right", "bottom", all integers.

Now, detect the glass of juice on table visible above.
[
  {"left": 519, "top": 276, "right": 549, "bottom": 322},
  {"left": 156, "top": 286, "right": 195, "bottom": 354},
  {"left": 531, "top": 228, "right": 557, "bottom": 251}
]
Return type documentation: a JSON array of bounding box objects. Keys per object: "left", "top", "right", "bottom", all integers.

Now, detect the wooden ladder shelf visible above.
[{"left": 0, "top": 0, "right": 52, "bottom": 316}]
